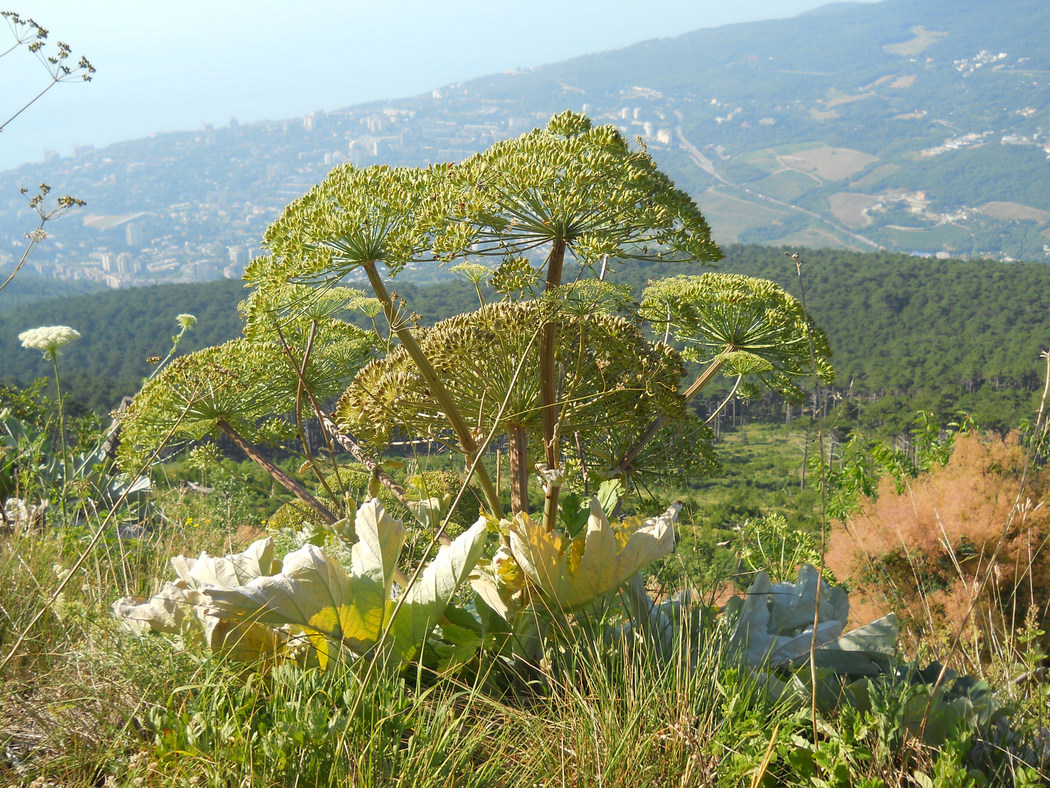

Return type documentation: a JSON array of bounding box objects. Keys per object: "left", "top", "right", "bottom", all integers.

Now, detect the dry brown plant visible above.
[{"left": 826, "top": 431, "right": 1050, "bottom": 658}]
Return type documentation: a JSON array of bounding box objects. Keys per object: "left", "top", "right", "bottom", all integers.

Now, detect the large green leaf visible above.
[
  {"left": 388, "top": 517, "right": 489, "bottom": 658},
  {"left": 202, "top": 500, "right": 487, "bottom": 665}
]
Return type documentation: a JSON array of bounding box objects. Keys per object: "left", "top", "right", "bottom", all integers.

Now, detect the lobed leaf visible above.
[{"left": 509, "top": 498, "right": 680, "bottom": 612}]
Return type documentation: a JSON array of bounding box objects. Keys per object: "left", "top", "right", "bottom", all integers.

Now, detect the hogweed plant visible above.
[
  {"left": 116, "top": 113, "right": 841, "bottom": 673},
  {"left": 0, "top": 117, "right": 1045, "bottom": 785}
]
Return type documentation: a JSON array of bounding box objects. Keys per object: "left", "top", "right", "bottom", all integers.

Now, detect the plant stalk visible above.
[
  {"left": 508, "top": 424, "right": 529, "bottom": 515},
  {"left": 540, "top": 241, "right": 567, "bottom": 530},
  {"left": 215, "top": 418, "right": 336, "bottom": 525},
  {"left": 51, "top": 354, "right": 70, "bottom": 526},
  {"left": 361, "top": 260, "right": 504, "bottom": 518},
  {"left": 617, "top": 354, "right": 727, "bottom": 473}
]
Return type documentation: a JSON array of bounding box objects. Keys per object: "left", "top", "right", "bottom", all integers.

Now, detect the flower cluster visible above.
[
  {"left": 18, "top": 325, "right": 81, "bottom": 360},
  {"left": 176, "top": 313, "right": 198, "bottom": 329}
]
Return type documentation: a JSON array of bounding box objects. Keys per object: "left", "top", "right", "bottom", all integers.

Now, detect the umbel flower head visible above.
[
  {"left": 18, "top": 325, "right": 81, "bottom": 360},
  {"left": 176, "top": 313, "right": 198, "bottom": 330}
]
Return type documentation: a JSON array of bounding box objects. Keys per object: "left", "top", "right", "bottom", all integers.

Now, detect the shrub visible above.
[{"left": 826, "top": 430, "right": 1050, "bottom": 655}]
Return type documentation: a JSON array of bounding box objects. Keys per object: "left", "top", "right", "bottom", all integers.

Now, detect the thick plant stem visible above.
[
  {"left": 317, "top": 414, "right": 408, "bottom": 502},
  {"left": 540, "top": 241, "right": 567, "bottom": 530},
  {"left": 617, "top": 354, "right": 727, "bottom": 473},
  {"left": 361, "top": 260, "right": 504, "bottom": 518},
  {"left": 216, "top": 419, "right": 336, "bottom": 525},
  {"left": 268, "top": 320, "right": 415, "bottom": 519},
  {"left": 508, "top": 424, "right": 529, "bottom": 515}
]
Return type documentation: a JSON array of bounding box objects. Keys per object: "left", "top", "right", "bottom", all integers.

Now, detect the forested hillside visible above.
[
  {"left": 0, "top": 279, "right": 245, "bottom": 411},
  {"left": 2, "top": 245, "right": 1047, "bottom": 431},
  {"left": 609, "top": 247, "right": 1048, "bottom": 433}
]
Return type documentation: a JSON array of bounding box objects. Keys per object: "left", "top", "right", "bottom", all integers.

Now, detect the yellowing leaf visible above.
[
  {"left": 203, "top": 502, "right": 405, "bottom": 659},
  {"left": 199, "top": 500, "right": 487, "bottom": 665},
  {"left": 509, "top": 499, "right": 679, "bottom": 611}
]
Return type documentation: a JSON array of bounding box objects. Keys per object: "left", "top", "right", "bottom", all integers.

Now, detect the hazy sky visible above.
[{"left": 1, "top": 1, "right": 880, "bottom": 171}]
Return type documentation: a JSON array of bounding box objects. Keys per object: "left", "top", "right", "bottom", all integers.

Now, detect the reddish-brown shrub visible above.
[{"left": 826, "top": 431, "right": 1050, "bottom": 655}]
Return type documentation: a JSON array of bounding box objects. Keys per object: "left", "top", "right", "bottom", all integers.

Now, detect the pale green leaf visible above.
[
  {"left": 112, "top": 538, "right": 283, "bottom": 661},
  {"left": 510, "top": 499, "right": 679, "bottom": 611},
  {"left": 389, "top": 517, "right": 488, "bottom": 658},
  {"left": 171, "top": 536, "right": 278, "bottom": 588},
  {"left": 200, "top": 500, "right": 485, "bottom": 664},
  {"left": 204, "top": 502, "right": 406, "bottom": 659}
]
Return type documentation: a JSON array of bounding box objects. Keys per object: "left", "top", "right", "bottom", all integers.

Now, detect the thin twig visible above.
[{"left": 788, "top": 251, "right": 829, "bottom": 744}]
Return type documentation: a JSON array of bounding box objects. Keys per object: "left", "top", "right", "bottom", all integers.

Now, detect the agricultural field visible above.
[
  {"left": 696, "top": 186, "right": 794, "bottom": 241},
  {"left": 980, "top": 201, "right": 1050, "bottom": 224},
  {"left": 882, "top": 25, "right": 949, "bottom": 56},
  {"left": 829, "top": 192, "right": 882, "bottom": 227},
  {"left": 742, "top": 144, "right": 879, "bottom": 184}
]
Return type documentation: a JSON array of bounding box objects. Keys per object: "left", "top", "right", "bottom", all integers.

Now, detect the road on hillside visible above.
[{"left": 674, "top": 125, "right": 884, "bottom": 252}]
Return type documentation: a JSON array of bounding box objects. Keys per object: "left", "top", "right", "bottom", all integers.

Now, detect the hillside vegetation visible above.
[{"left": 3, "top": 245, "right": 1046, "bottom": 432}]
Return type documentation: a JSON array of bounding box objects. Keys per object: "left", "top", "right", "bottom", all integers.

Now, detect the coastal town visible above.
[
  {"left": 2, "top": 36, "right": 1049, "bottom": 291},
  {"left": 0, "top": 88, "right": 679, "bottom": 290}
]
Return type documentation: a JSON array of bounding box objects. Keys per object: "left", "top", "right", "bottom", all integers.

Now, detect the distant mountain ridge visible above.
[
  {"left": 1, "top": 0, "right": 1048, "bottom": 291},
  {"left": 460, "top": 0, "right": 1050, "bottom": 258}
]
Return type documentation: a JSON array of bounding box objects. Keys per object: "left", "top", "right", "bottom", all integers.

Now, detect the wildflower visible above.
[
  {"left": 176, "top": 313, "right": 197, "bottom": 329},
  {"left": 18, "top": 325, "right": 81, "bottom": 360}
]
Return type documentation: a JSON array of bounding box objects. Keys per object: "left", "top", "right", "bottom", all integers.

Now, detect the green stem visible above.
[
  {"left": 361, "top": 260, "right": 504, "bottom": 518},
  {"left": 540, "top": 241, "right": 567, "bottom": 530},
  {"left": 284, "top": 320, "right": 344, "bottom": 506},
  {"left": 51, "top": 354, "right": 69, "bottom": 525}
]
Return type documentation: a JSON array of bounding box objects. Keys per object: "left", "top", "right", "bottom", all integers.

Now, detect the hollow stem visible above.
[
  {"left": 540, "top": 241, "right": 567, "bottom": 529},
  {"left": 508, "top": 424, "right": 529, "bottom": 515},
  {"left": 216, "top": 418, "right": 336, "bottom": 525},
  {"left": 361, "top": 260, "right": 504, "bottom": 518}
]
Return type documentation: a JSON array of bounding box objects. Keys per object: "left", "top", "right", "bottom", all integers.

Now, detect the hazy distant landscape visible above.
[{"left": 2, "top": 0, "right": 1049, "bottom": 297}]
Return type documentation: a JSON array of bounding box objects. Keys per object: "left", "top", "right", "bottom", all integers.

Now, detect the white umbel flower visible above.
[
  {"left": 18, "top": 325, "right": 81, "bottom": 359},
  {"left": 176, "top": 313, "right": 197, "bottom": 329}
]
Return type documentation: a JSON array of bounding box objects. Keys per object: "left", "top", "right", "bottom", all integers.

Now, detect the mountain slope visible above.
[
  {"left": 1, "top": 0, "right": 1047, "bottom": 293},
  {"left": 461, "top": 0, "right": 1050, "bottom": 258}
]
